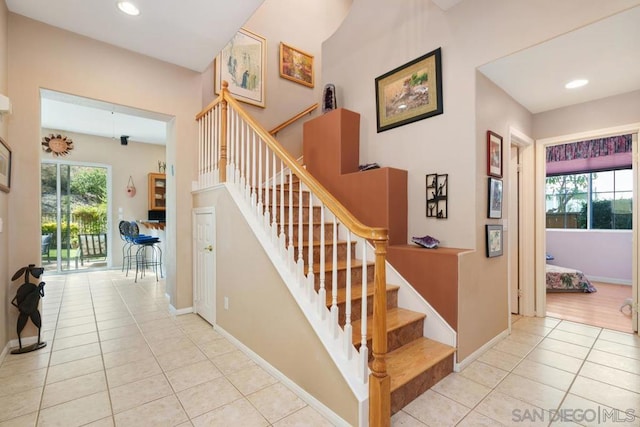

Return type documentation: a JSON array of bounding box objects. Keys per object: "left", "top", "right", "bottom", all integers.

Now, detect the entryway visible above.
[{"left": 193, "top": 207, "right": 216, "bottom": 324}]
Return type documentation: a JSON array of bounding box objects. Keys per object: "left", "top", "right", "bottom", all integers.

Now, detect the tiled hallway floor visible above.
[{"left": 1, "top": 270, "right": 639, "bottom": 426}]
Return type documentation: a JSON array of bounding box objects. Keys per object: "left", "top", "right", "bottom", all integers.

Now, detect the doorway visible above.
[
  {"left": 41, "top": 160, "right": 111, "bottom": 272},
  {"left": 193, "top": 207, "right": 216, "bottom": 324}
]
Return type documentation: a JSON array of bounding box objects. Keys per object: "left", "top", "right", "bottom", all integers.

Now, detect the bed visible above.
[{"left": 546, "top": 264, "right": 597, "bottom": 293}]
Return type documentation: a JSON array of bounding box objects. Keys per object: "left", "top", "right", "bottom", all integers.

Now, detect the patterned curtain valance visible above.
[{"left": 546, "top": 134, "right": 632, "bottom": 176}]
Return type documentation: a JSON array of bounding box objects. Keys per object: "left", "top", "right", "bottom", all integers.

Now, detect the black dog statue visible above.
[{"left": 10, "top": 264, "right": 46, "bottom": 354}]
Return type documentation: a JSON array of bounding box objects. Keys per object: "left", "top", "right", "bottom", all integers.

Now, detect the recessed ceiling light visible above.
[
  {"left": 117, "top": 1, "right": 140, "bottom": 16},
  {"left": 565, "top": 79, "right": 589, "bottom": 89}
]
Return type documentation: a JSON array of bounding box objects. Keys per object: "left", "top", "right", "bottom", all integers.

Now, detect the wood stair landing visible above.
[{"left": 270, "top": 181, "right": 455, "bottom": 416}]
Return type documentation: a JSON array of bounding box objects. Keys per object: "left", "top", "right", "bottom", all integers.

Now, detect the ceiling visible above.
[{"left": 479, "top": 6, "right": 640, "bottom": 114}]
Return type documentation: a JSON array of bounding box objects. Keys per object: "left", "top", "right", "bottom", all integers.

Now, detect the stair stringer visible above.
[{"left": 224, "top": 182, "right": 370, "bottom": 426}]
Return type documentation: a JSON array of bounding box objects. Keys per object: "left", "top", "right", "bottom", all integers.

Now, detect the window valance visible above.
[{"left": 546, "top": 134, "right": 632, "bottom": 176}]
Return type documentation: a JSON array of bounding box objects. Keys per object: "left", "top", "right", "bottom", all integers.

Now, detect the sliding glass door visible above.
[{"left": 41, "top": 161, "right": 111, "bottom": 272}]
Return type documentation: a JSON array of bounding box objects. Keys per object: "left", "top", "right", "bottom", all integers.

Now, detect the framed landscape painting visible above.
[
  {"left": 215, "top": 28, "right": 266, "bottom": 108},
  {"left": 0, "top": 137, "right": 11, "bottom": 193},
  {"left": 375, "top": 47, "right": 443, "bottom": 133}
]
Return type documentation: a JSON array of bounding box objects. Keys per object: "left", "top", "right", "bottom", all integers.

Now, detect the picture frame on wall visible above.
[
  {"left": 0, "top": 137, "right": 11, "bottom": 193},
  {"left": 375, "top": 47, "right": 443, "bottom": 133},
  {"left": 215, "top": 28, "right": 266, "bottom": 108},
  {"left": 487, "top": 130, "right": 503, "bottom": 177},
  {"left": 486, "top": 224, "right": 503, "bottom": 258},
  {"left": 487, "top": 177, "right": 503, "bottom": 219},
  {"left": 279, "top": 42, "right": 314, "bottom": 88}
]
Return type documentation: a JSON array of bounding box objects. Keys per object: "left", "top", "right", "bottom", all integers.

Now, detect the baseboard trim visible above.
[
  {"left": 454, "top": 329, "right": 509, "bottom": 372},
  {"left": 169, "top": 305, "right": 193, "bottom": 316},
  {"left": 215, "top": 325, "right": 351, "bottom": 427},
  {"left": 589, "top": 276, "right": 632, "bottom": 286}
]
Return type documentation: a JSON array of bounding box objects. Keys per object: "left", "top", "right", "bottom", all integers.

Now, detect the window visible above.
[{"left": 546, "top": 169, "right": 632, "bottom": 229}]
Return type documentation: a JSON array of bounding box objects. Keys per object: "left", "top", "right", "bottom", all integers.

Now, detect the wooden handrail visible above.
[{"left": 268, "top": 103, "right": 318, "bottom": 135}]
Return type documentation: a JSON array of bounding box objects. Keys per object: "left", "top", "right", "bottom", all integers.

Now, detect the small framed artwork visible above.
[
  {"left": 215, "top": 28, "right": 266, "bottom": 108},
  {"left": 487, "top": 130, "right": 503, "bottom": 177},
  {"left": 487, "top": 177, "right": 503, "bottom": 219},
  {"left": 375, "top": 47, "right": 443, "bottom": 133},
  {"left": 426, "top": 173, "right": 448, "bottom": 218},
  {"left": 486, "top": 224, "right": 503, "bottom": 258},
  {"left": 0, "top": 137, "right": 11, "bottom": 193},
  {"left": 279, "top": 42, "right": 314, "bottom": 88}
]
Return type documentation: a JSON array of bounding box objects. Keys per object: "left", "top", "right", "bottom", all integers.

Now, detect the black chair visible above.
[
  {"left": 41, "top": 234, "right": 52, "bottom": 263},
  {"left": 127, "top": 221, "right": 163, "bottom": 282}
]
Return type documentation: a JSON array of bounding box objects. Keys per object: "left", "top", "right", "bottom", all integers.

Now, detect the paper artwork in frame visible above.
[
  {"left": 487, "top": 130, "right": 503, "bottom": 178},
  {"left": 215, "top": 28, "right": 266, "bottom": 108},
  {"left": 0, "top": 137, "right": 11, "bottom": 193},
  {"left": 487, "top": 177, "right": 503, "bottom": 219},
  {"left": 279, "top": 42, "right": 314, "bottom": 88},
  {"left": 375, "top": 47, "right": 443, "bottom": 133},
  {"left": 486, "top": 224, "right": 503, "bottom": 258}
]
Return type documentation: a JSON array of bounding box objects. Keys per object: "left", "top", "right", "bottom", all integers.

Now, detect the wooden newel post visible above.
[
  {"left": 219, "top": 81, "right": 229, "bottom": 183},
  {"left": 369, "top": 238, "right": 390, "bottom": 426}
]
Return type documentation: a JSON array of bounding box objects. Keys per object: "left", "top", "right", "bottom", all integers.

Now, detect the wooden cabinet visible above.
[{"left": 148, "top": 173, "right": 166, "bottom": 211}]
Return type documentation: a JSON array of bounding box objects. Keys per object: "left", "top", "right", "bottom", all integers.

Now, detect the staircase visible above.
[{"left": 275, "top": 178, "right": 455, "bottom": 414}]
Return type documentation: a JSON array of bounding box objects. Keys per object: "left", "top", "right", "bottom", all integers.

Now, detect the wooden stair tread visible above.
[
  {"left": 386, "top": 337, "right": 456, "bottom": 392},
  {"left": 351, "top": 307, "right": 425, "bottom": 342},
  {"left": 325, "top": 284, "right": 400, "bottom": 306},
  {"left": 311, "top": 259, "right": 371, "bottom": 272}
]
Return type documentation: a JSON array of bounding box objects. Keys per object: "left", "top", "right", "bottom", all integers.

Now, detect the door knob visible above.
[{"left": 204, "top": 245, "right": 213, "bottom": 252}]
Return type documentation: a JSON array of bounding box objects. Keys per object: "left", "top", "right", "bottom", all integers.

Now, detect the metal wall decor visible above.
[
  {"left": 42, "top": 133, "right": 74, "bottom": 157},
  {"left": 426, "top": 173, "right": 448, "bottom": 218},
  {"left": 10, "top": 264, "right": 47, "bottom": 354}
]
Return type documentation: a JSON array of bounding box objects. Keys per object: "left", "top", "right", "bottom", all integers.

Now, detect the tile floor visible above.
[{"left": 1, "top": 270, "right": 639, "bottom": 426}]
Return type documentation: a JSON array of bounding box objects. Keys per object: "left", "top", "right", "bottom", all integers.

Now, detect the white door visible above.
[
  {"left": 509, "top": 145, "right": 520, "bottom": 313},
  {"left": 193, "top": 208, "right": 216, "bottom": 325}
]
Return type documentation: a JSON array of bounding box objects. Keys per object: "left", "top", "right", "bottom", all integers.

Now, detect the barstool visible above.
[{"left": 128, "top": 222, "right": 163, "bottom": 282}]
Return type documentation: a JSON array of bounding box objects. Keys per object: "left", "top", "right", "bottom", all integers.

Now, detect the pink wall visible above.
[{"left": 546, "top": 229, "right": 632, "bottom": 284}]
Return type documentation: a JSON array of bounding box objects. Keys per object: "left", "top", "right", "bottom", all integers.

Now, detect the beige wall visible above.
[
  {"left": 193, "top": 187, "right": 358, "bottom": 425},
  {"left": 0, "top": 1, "right": 8, "bottom": 352},
  {"left": 40, "top": 128, "right": 166, "bottom": 268},
  {"left": 7, "top": 13, "right": 201, "bottom": 333},
  {"left": 200, "top": 0, "right": 352, "bottom": 158},
  {"left": 321, "top": 0, "right": 638, "bottom": 360},
  {"left": 533, "top": 89, "right": 640, "bottom": 140}
]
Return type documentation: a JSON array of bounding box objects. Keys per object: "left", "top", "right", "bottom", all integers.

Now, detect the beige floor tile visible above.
[
  {"left": 58, "top": 309, "right": 95, "bottom": 321},
  {"left": 49, "top": 342, "right": 101, "bottom": 366},
  {"left": 109, "top": 374, "right": 173, "bottom": 414},
  {"left": 96, "top": 316, "right": 136, "bottom": 331},
  {"left": 99, "top": 335, "right": 148, "bottom": 354},
  {"left": 476, "top": 391, "right": 547, "bottom": 426},
  {"left": 0, "top": 368, "right": 46, "bottom": 398},
  {"left": 46, "top": 355, "right": 104, "bottom": 384},
  {"left": 587, "top": 349, "right": 640, "bottom": 375},
  {"left": 226, "top": 364, "right": 278, "bottom": 396},
  {"left": 165, "top": 359, "right": 223, "bottom": 392},
  {"left": 0, "top": 387, "right": 42, "bottom": 423},
  {"left": 177, "top": 376, "right": 242, "bottom": 418},
  {"left": 547, "top": 329, "right": 597, "bottom": 348},
  {"left": 456, "top": 410, "right": 505, "bottom": 426},
  {"left": 156, "top": 345, "right": 207, "bottom": 372},
  {"left": 507, "top": 329, "right": 544, "bottom": 347},
  {"left": 401, "top": 389, "right": 470, "bottom": 426},
  {"left": 52, "top": 331, "right": 99, "bottom": 351},
  {"left": 41, "top": 371, "right": 107, "bottom": 409},
  {"left": 55, "top": 315, "right": 95, "bottom": 329},
  {"left": 106, "top": 355, "right": 162, "bottom": 388},
  {"left": 133, "top": 310, "right": 170, "bottom": 324},
  {"left": 272, "top": 405, "right": 335, "bottom": 427},
  {"left": 599, "top": 329, "right": 640, "bottom": 348},
  {"left": 0, "top": 353, "right": 50, "bottom": 378},
  {"left": 431, "top": 373, "right": 492, "bottom": 407},
  {"left": 390, "top": 411, "right": 427, "bottom": 426},
  {"left": 93, "top": 310, "right": 131, "bottom": 322},
  {"left": 570, "top": 376, "right": 640, "bottom": 415},
  {"left": 477, "top": 349, "right": 522, "bottom": 372},
  {"left": 37, "top": 391, "right": 111, "bottom": 427},
  {"left": 102, "top": 345, "right": 154, "bottom": 369},
  {"left": 537, "top": 338, "right": 590, "bottom": 359},
  {"left": 512, "top": 359, "right": 576, "bottom": 391},
  {"left": 459, "top": 360, "right": 509, "bottom": 388},
  {"left": 525, "top": 348, "right": 583, "bottom": 374},
  {"left": 497, "top": 373, "right": 565, "bottom": 410},
  {"left": 191, "top": 398, "right": 268, "bottom": 427},
  {"left": 198, "top": 337, "right": 236, "bottom": 358},
  {"left": 579, "top": 361, "right": 640, "bottom": 394},
  {"left": 212, "top": 349, "right": 256, "bottom": 375},
  {"left": 247, "top": 383, "right": 307, "bottom": 424},
  {"left": 0, "top": 412, "right": 38, "bottom": 427},
  {"left": 493, "top": 338, "right": 537, "bottom": 358},
  {"left": 147, "top": 335, "right": 195, "bottom": 356},
  {"left": 593, "top": 339, "right": 640, "bottom": 360},
  {"left": 113, "top": 394, "right": 188, "bottom": 426},
  {"left": 555, "top": 320, "right": 601, "bottom": 338},
  {"left": 96, "top": 325, "right": 142, "bottom": 341},
  {"left": 143, "top": 326, "right": 185, "bottom": 343},
  {"left": 560, "top": 393, "right": 639, "bottom": 426},
  {"left": 138, "top": 317, "right": 175, "bottom": 332}
]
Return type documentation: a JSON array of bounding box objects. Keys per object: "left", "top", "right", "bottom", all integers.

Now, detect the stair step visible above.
[
  {"left": 326, "top": 284, "right": 400, "bottom": 324},
  {"left": 294, "top": 240, "right": 356, "bottom": 264},
  {"left": 386, "top": 337, "right": 455, "bottom": 414},
  {"left": 312, "top": 259, "right": 375, "bottom": 289},
  {"left": 352, "top": 307, "right": 425, "bottom": 353}
]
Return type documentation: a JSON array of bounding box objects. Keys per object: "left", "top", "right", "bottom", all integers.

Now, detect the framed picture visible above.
[
  {"left": 279, "top": 42, "right": 314, "bottom": 88},
  {"left": 0, "top": 137, "right": 11, "bottom": 193},
  {"left": 375, "top": 47, "right": 443, "bottom": 133},
  {"left": 215, "top": 28, "right": 266, "bottom": 108},
  {"left": 486, "top": 224, "right": 503, "bottom": 258},
  {"left": 487, "top": 177, "right": 503, "bottom": 219},
  {"left": 487, "top": 130, "right": 503, "bottom": 177}
]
